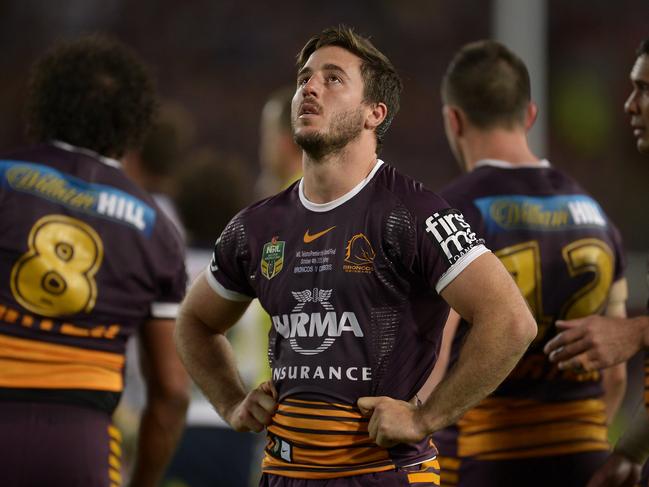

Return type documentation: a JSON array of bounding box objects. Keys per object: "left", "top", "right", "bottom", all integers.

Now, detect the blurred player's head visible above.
[
  {"left": 624, "top": 39, "right": 649, "bottom": 155},
  {"left": 293, "top": 25, "right": 402, "bottom": 158},
  {"left": 174, "top": 148, "right": 248, "bottom": 248},
  {"left": 441, "top": 40, "right": 536, "bottom": 169},
  {"left": 25, "top": 35, "right": 156, "bottom": 159},
  {"left": 258, "top": 86, "right": 302, "bottom": 191},
  {"left": 123, "top": 101, "right": 196, "bottom": 194}
]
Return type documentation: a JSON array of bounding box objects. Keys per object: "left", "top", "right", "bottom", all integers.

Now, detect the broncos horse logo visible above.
[{"left": 344, "top": 233, "right": 376, "bottom": 266}]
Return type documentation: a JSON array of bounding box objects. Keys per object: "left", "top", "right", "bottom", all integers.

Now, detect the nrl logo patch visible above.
[{"left": 261, "top": 236, "right": 285, "bottom": 280}]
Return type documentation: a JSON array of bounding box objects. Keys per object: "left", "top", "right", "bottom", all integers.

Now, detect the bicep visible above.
[
  {"left": 181, "top": 271, "right": 251, "bottom": 334},
  {"left": 440, "top": 252, "right": 527, "bottom": 324}
]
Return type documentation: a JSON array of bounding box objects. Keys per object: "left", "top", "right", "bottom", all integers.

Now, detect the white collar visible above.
[
  {"left": 475, "top": 158, "right": 551, "bottom": 170},
  {"left": 298, "top": 159, "right": 384, "bottom": 212},
  {"left": 51, "top": 140, "right": 122, "bottom": 169}
]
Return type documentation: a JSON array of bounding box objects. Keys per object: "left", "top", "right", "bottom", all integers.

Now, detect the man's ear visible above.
[
  {"left": 443, "top": 105, "right": 464, "bottom": 137},
  {"left": 365, "top": 102, "right": 388, "bottom": 130},
  {"left": 525, "top": 102, "right": 538, "bottom": 132}
]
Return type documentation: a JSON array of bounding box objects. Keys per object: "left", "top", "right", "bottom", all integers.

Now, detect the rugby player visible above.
[
  {"left": 429, "top": 40, "right": 627, "bottom": 487},
  {"left": 175, "top": 26, "right": 536, "bottom": 487}
]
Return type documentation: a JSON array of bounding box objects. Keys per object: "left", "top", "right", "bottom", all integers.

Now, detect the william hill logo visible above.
[
  {"left": 474, "top": 194, "right": 608, "bottom": 233},
  {"left": 343, "top": 233, "right": 375, "bottom": 273}
]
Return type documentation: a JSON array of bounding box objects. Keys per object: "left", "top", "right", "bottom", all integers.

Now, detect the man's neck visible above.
[
  {"left": 301, "top": 140, "right": 378, "bottom": 204},
  {"left": 463, "top": 128, "right": 540, "bottom": 172}
]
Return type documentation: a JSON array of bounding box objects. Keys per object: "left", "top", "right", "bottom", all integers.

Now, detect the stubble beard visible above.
[{"left": 294, "top": 107, "right": 365, "bottom": 160}]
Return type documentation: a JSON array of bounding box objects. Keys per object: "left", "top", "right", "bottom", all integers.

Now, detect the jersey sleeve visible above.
[
  {"left": 205, "top": 212, "right": 255, "bottom": 301},
  {"left": 408, "top": 191, "right": 490, "bottom": 294},
  {"left": 149, "top": 215, "right": 187, "bottom": 319}
]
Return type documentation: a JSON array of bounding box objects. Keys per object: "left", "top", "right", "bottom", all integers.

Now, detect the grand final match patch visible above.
[
  {"left": 261, "top": 236, "right": 285, "bottom": 280},
  {"left": 424, "top": 209, "right": 481, "bottom": 264}
]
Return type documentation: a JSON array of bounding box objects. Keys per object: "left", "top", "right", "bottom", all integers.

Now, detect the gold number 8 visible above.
[{"left": 10, "top": 215, "right": 104, "bottom": 317}]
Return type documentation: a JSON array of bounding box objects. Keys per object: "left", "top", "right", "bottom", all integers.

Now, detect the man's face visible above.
[
  {"left": 624, "top": 54, "right": 649, "bottom": 154},
  {"left": 292, "top": 46, "right": 368, "bottom": 158}
]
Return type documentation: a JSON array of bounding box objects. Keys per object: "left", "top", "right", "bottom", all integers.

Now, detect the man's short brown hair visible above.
[
  {"left": 442, "top": 40, "right": 531, "bottom": 130},
  {"left": 637, "top": 39, "right": 649, "bottom": 57},
  {"left": 296, "top": 25, "right": 402, "bottom": 152}
]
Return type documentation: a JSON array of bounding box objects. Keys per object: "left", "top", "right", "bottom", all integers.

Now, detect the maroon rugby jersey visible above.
[
  {"left": 0, "top": 142, "right": 186, "bottom": 413},
  {"left": 435, "top": 159, "right": 625, "bottom": 460},
  {"left": 208, "top": 160, "right": 488, "bottom": 479}
]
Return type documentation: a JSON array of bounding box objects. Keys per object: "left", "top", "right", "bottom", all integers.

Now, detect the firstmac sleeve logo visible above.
[{"left": 424, "top": 209, "right": 481, "bottom": 264}]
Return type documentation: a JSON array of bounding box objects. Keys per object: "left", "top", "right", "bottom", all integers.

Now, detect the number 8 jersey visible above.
[{"left": 0, "top": 142, "right": 186, "bottom": 413}]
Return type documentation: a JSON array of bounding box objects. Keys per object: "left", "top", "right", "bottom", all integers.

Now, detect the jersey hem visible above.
[
  {"left": 150, "top": 302, "right": 180, "bottom": 319},
  {"left": 435, "top": 245, "right": 490, "bottom": 294},
  {"left": 205, "top": 267, "right": 253, "bottom": 302}
]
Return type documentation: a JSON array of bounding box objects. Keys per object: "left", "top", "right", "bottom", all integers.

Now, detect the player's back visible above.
[
  {"left": 437, "top": 159, "right": 624, "bottom": 460},
  {"left": 0, "top": 142, "right": 185, "bottom": 414}
]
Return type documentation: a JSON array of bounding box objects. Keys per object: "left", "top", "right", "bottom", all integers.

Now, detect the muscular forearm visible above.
[
  {"left": 175, "top": 311, "right": 248, "bottom": 421},
  {"left": 417, "top": 313, "right": 533, "bottom": 433},
  {"left": 129, "top": 395, "right": 188, "bottom": 487},
  {"left": 417, "top": 252, "right": 536, "bottom": 433}
]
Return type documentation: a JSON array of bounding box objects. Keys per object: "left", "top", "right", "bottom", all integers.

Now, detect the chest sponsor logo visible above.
[
  {"left": 343, "top": 233, "right": 375, "bottom": 273},
  {"left": 261, "top": 237, "right": 285, "bottom": 280},
  {"left": 271, "top": 288, "right": 363, "bottom": 355},
  {"left": 425, "top": 209, "right": 480, "bottom": 264},
  {"left": 303, "top": 226, "right": 335, "bottom": 243}
]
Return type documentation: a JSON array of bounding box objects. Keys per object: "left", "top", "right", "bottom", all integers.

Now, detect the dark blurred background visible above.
[
  {"left": 0, "top": 0, "right": 647, "bottom": 294},
  {"left": 3, "top": 1, "right": 648, "bottom": 469}
]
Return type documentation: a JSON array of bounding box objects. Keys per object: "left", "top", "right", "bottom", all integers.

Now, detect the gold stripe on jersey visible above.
[
  {"left": 107, "top": 424, "right": 123, "bottom": 487},
  {"left": 262, "top": 398, "right": 394, "bottom": 479},
  {"left": 0, "top": 334, "right": 124, "bottom": 391},
  {"left": 457, "top": 397, "right": 608, "bottom": 460},
  {"left": 407, "top": 458, "right": 440, "bottom": 485},
  {"left": 438, "top": 456, "right": 459, "bottom": 487}
]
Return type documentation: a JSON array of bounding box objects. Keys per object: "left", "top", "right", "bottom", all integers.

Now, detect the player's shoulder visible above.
[
  {"left": 235, "top": 179, "right": 300, "bottom": 224},
  {"left": 437, "top": 170, "right": 486, "bottom": 206},
  {"left": 439, "top": 160, "right": 589, "bottom": 201},
  {"left": 0, "top": 143, "right": 55, "bottom": 161},
  {"left": 5, "top": 142, "right": 183, "bottom": 259},
  {"left": 373, "top": 161, "right": 450, "bottom": 214},
  {"left": 215, "top": 180, "right": 302, "bottom": 251},
  {"left": 543, "top": 165, "right": 591, "bottom": 194},
  {"left": 2, "top": 141, "right": 146, "bottom": 194}
]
